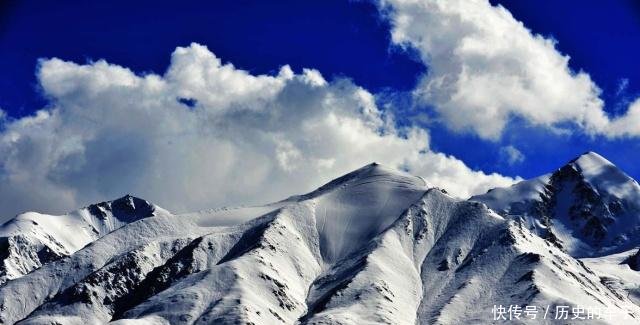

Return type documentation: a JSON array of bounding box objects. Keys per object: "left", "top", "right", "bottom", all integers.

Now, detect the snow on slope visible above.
[
  {"left": 302, "top": 163, "right": 428, "bottom": 263},
  {"left": 183, "top": 163, "right": 428, "bottom": 263},
  {"left": 0, "top": 195, "right": 166, "bottom": 285},
  {"left": 581, "top": 248, "right": 640, "bottom": 306},
  {"left": 472, "top": 151, "right": 640, "bottom": 257},
  {"left": 0, "top": 162, "right": 639, "bottom": 324}
]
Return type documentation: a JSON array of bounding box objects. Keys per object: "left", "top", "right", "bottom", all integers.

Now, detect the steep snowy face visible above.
[
  {"left": 472, "top": 152, "right": 640, "bottom": 257},
  {"left": 304, "top": 163, "right": 428, "bottom": 263},
  {"left": 0, "top": 195, "right": 164, "bottom": 285}
]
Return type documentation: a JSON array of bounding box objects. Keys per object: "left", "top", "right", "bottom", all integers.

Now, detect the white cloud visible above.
[
  {"left": 0, "top": 43, "right": 518, "bottom": 220},
  {"left": 606, "top": 99, "right": 640, "bottom": 137},
  {"left": 379, "top": 0, "right": 640, "bottom": 139},
  {"left": 500, "top": 145, "right": 525, "bottom": 165}
]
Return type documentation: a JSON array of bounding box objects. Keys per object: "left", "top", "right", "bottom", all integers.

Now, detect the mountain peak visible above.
[
  {"left": 295, "top": 162, "right": 427, "bottom": 201},
  {"left": 84, "top": 195, "right": 156, "bottom": 226},
  {"left": 562, "top": 151, "right": 635, "bottom": 198},
  {"left": 349, "top": 161, "right": 399, "bottom": 175},
  {"left": 573, "top": 150, "right": 605, "bottom": 160},
  {"left": 0, "top": 194, "right": 165, "bottom": 285},
  {"left": 474, "top": 151, "right": 640, "bottom": 257},
  {"left": 568, "top": 151, "right": 615, "bottom": 174}
]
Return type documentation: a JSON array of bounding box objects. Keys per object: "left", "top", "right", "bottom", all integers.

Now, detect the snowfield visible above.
[{"left": 1, "top": 154, "right": 640, "bottom": 324}]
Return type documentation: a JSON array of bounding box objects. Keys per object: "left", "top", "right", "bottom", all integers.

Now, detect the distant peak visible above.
[
  {"left": 568, "top": 151, "right": 614, "bottom": 172},
  {"left": 114, "top": 194, "right": 141, "bottom": 201},
  {"left": 293, "top": 162, "right": 426, "bottom": 201},
  {"left": 355, "top": 161, "right": 382, "bottom": 172},
  {"left": 558, "top": 151, "right": 637, "bottom": 194},
  {"left": 113, "top": 194, "right": 142, "bottom": 206},
  {"left": 87, "top": 194, "right": 140, "bottom": 205},
  {"left": 347, "top": 162, "right": 397, "bottom": 175},
  {"left": 355, "top": 162, "right": 412, "bottom": 177},
  {"left": 85, "top": 194, "right": 156, "bottom": 214},
  {"left": 570, "top": 151, "right": 607, "bottom": 162}
]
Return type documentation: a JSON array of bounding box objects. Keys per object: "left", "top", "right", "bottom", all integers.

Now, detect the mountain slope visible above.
[
  {"left": 472, "top": 151, "right": 640, "bottom": 257},
  {"left": 0, "top": 161, "right": 639, "bottom": 324},
  {"left": 0, "top": 195, "right": 166, "bottom": 285}
]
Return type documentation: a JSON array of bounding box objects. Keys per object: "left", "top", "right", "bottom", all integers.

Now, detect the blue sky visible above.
[{"left": 0, "top": 0, "right": 639, "bottom": 216}]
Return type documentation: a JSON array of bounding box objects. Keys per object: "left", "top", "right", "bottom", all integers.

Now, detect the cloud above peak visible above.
[
  {"left": 379, "top": 0, "right": 640, "bottom": 140},
  {"left": 0, "top": 43, "right": 518, "bottom": 220}
]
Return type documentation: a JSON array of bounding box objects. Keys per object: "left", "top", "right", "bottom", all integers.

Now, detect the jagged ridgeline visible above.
[
  {"left": 472, "top": 152, "right": 640, "bottom": 257},
  {"left": 1, "top": 153, "right": 640, "bottom": 324}
]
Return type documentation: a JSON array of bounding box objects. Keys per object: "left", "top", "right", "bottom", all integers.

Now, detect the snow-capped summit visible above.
[
  {"left": 296, "top": 162, "right": 428, "bottom": 263},
  {"left": 472, "top": 151, "right": 640, "bottom": 257},
  {"left": 571, "top": 150, "right": 613, "bottom": 167},
  {"left": 0, "top": 195, "right": 166, "bottom": 285},
  {"left": 191, "top": 162, "right": 429, "bottom": 262},
  {"left": 1, "top": 159, "right": 640, "bottom": 324},
  {"left": 571, "top": 151, "right": 640, "bottom": 202},
  {"left": 286, "top": 162, "right": 427, "bottom": 200}
]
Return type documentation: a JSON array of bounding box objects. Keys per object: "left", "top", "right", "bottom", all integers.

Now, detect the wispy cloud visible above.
[{"left": 500, "top": 145, "right": 525, "bottom": 165}]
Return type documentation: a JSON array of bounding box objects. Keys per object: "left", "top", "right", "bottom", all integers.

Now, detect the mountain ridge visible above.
[
  {"left": 1, "top": 153, "right": 640, "bottom": 324},
  {"left": 0, "top": 195, "right": 166, "bottom": 286},
  {"left": 472, "top": 151, "right": 640, "bottom": 257}
]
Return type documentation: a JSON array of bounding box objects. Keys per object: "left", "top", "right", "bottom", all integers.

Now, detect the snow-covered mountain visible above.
[
  {"left": 472, "top": 151, "right": 640, "bottom": 257},
  {"left": 1, "top": 158, "right": 640, "bottom": 324},
  {"left": 0, "top": 195, "right": 168, "bottom": 285}
]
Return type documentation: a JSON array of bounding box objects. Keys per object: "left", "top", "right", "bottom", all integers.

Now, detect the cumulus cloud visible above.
[
  {"left": 0, "top": 43, "right": 518, "bottom": 220},
  {"left": 379, "top": 0, "right": 640, "bottom": 139}
]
